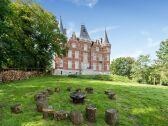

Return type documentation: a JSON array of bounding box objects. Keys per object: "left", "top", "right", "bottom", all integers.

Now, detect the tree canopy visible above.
[{"left": 0, "top": 0, "right": 68, "bottom": 69}]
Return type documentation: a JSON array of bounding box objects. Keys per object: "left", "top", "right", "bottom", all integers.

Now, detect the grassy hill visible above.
[{"left": 0, "top": 76, "right": 168, "bottom": 126}]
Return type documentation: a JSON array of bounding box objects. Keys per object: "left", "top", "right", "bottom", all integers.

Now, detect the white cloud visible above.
[
  {"left": 140, "top": 31, "right": 160, "bottom": 48},
  {"left": 90, "top": 25, "right": 120, "bottom": 34},
  {"left": 67, "top": 0, "right": 98, "bottom": 8}
]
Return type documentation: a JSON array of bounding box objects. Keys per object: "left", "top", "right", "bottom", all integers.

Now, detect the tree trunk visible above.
[
  {"left": 105, "top": 109, "right": 118, "bottom": 126},
  {"left": 86, "top": 105, "right": 96, "bottom": 122}
]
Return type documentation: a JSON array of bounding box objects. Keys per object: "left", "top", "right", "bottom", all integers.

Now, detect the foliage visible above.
[
  {"left": 110, "top": 57, "right": 135, "bottom": 79},
  {"left": 70, "top": 74, "right": 132, "bottom": 82},
  {"left": 131, "top": 55, "right": 151, "bottom": 84},
  {"left": 0, "top": 76, "right": 168, "bottom": 126},
  {"left": 0, "top": 0, "right": 68, "bottom": 69},
  {"left": 156, "top": 40, "right": 168, "bottom": 85}
]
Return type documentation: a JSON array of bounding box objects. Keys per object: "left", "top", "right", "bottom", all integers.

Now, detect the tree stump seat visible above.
[
  {"left": 42, "top": 108, "right": 55, "bottom": 120},
  {"left": 85, "top": 87, "right": 94, "bottom": 94},
  {"left": 105, "top": 109, "right": 118, "bottom": 126},
  {"left": 11, "top": 104, "right": 22, "bottom": 114},
  {"left": 55, "top": 87, "right": 60, "bottom": 92},
  {"left": 34, "top": 93, "right": 47, "bottom": 102},
  {"left": 86, "top": 105, "right": 96, "bottom": 122},
  {"left": 46, "top": 88, "right": 54, "bottom": 95},
  {"left": 70, "top": 110, "right": 84, "bottom": 125},
  {"left": 67, "top": 86, "right": 72, "bottom": 92},
  {"left": 70, "top": 92, "right": 86, "bottom": 104},
  {"left": 54, "top": 110, "right": 70, "bottom": 121},
  {"left": 36, "top": 99, "right": 48, "bottom": 112}
]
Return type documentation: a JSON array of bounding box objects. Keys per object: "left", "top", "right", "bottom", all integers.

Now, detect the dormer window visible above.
[
  {"left": 96, "top": 47, "right": 99, "bottom": 52},
  {"left": 72, "top": 43, "right": 76, "bottom": 48},
  {"left": 84, "top": 44, "right": 87, "bottom": 51}
]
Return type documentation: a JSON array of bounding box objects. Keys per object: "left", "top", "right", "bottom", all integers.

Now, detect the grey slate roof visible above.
[
  {"left": 104, "top": 30, "right": 110, "bottom": 44},
  {"left": 80, "top": 25, "right": 91, "bottom": 41},
  {"left": 59, "top": 16, "right": 66, "bottom": 35}
]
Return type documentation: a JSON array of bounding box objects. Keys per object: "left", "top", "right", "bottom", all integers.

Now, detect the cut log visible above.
[
  {"left": 86, "top": 105, "right": 96, "bottom": 122},
  {"left": 54, "top": 110, "right": 70, "bottom": 121},
  {"left": 67, "top": 86, "right": 72, "bottom": 92},
  {"left": 34, "top": 93, "right": 47, "bottom": 102},
  {"left": 55, "top": 87, "right": 60, "bottom": 92},
  {"left": 46, "top": 88, "right": 54, "bottom": 95},
  {"left": 85, "top": 87, "right": 94, "bottom": 94},
  {"left": 70, "top": 110, "right": 84, "bottom": 125},
  {"left": 42, "top": 108, "right": 55, "bottom": 120},
  {"left": 105, "top": 109, "right": 118, "bottom": 126},
  {"left": 36, "top": 100, "right": 48, "bottom": 112},
  {"left": 11, "top": 104, "right": 22, "bottom": 114},
  {"left": 108, "top": 93, "right": 116, "bottom": 100}
]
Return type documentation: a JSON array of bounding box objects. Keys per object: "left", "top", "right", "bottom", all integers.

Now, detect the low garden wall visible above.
[{"left": 0, "top": 69, "right": 44, "bottom": 83}]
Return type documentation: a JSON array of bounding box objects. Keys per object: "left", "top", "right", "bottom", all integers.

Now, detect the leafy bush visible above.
[{"left": 69, "top": 74, "right": 132, "bottom": 82}]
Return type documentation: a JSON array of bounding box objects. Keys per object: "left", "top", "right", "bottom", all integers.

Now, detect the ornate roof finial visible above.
[{"left": 80, "top": 25, "right": 91, "bottom": 41}]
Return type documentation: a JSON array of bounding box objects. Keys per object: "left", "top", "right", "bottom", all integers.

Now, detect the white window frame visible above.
[
  {"left": 99, "top": 54, "right": 102, "bottom": 61},
  {"left": 84, "top": 44, "right": 87, "bottom": 51},
  {"left": 68, "top": 60, "right": 72, "bottom": 69},
  {"left": 96, "top": 47, "right": 99, "bottom": 52},
  {"left": 60, "top": 59, "right": 63, "bottom": 67},
  {"left": 75, "top": 61, "right": 79, "bottom": 69},
  {"left": 93, "top": 53, "right": 96, "bottom": 60},
  {"left": 72, "top": 43, "right": 76, "bottom": 48},
  {"left": 93, "top": 63, "right": 96, "bottom": 71},
  {"left": 68, "top": 50, "right": 72, "bottom": 58},
  {"left": 83, "top": 53, "right": 88, "bottom": 61},
  {"left": 99, "top": 63, "right": 102, "bottom": 71},
  {"left": 75, "top": 51, "right": 79, "bottom": 59}
]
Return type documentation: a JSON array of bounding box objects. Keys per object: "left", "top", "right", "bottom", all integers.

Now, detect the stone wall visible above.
[{"left": 0, "top": 70, "right": 44, "bottom": 83}]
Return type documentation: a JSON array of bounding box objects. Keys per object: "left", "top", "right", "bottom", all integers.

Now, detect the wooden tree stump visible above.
[
  {"left": 46, "top": 88, "right": 54, "bottom": 95},
  {"left": 55, "top": 87, "right": 60, "bottom": 92},
  {"left": 41, "top": 90, "right": 49, "bottom": 97},
  {"left": 34, "top": 93, "right": 47, "bottom": 102},
  {"left": 108, "top": 92, "right": 116, "bottom": 100},
  {"left": 36, "top": 100, "right": 48, "bottom": 112},
  {"left": 42, "top": 108, "right": 55, "bottom": 120},
  {"left": 105, "top": 109, "right": 118, "bottom": 126},
  {"left": 54, "top": 110, "right": 70, "bottom": 121},
  {"left": 105, "top": 90, "right": 113, "bottom": 95},
  {"left": 85, "top": 105, "right": 96, "bottom": 122},
  {"left": 85, "top": 87, "right": 94, "bottom": 94},
  {"left": 70, "top": 110, "right": 84, "bottom": 125},
  {"left": 67, "top": 86, "right": 72, "bottom": 92},
  {"left": 11, "top": 104, "right": 22, "bottom": 114}
]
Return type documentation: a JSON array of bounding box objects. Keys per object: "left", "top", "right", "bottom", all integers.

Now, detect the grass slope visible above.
[{"left": 0, "top": 76, "right": 168, "bottom": 126}]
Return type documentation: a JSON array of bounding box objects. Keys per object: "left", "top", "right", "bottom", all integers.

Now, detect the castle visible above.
[{"left": 52, "top": 17, "right": 111, "bottom": 75}]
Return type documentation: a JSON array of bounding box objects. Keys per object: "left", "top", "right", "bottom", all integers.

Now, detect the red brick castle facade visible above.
[{"left": 52, "top": 18, "right": 111, "bottom": 75}]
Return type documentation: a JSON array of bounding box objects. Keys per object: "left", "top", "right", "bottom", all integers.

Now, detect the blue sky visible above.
[{"left": 36, "top": 0, "right": 168, "bottom": 60}]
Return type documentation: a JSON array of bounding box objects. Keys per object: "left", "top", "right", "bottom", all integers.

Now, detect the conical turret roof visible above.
[{"left": 80, "top": 25, "right": 91, "bottom": 41}]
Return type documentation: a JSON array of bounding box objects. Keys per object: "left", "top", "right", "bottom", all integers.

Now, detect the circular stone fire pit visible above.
[{"left": 70, "top": 91, "right": 86, "bottom": 104}]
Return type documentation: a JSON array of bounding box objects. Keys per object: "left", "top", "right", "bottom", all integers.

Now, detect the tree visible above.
[
  {"left": 156, "top": 40, "right": 168, "bottom": 85},
  {"left": 131, "top": 55, "right": 151, "bottom": 84},
  {"left": 0, "top": 0, "right": 68, "bottom": 69},
  {"left": 110, "top": 57, "right": 135, "bottom": 79}
]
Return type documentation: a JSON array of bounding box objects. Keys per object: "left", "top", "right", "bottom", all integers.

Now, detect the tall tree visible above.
[
  {"left": 131, "top": 55, "right": 151, "bottom": 83},
  {"left": 156, "top": 40, "right": 168, "bottom": 85},
  {"left": 110, "top": 57, "right": 135, "bottom": 79},
  {"left": 0, "top": 0, "right": 68, "bottom": 69}
]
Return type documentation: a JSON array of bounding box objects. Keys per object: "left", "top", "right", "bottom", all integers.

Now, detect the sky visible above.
[{"left": 36, "top": 0, "right": 168, "bottom": 60}]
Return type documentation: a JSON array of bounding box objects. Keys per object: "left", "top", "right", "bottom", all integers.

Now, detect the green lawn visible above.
[{"left": 0, "top": 76, "right": 168, "bottom": 126}]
